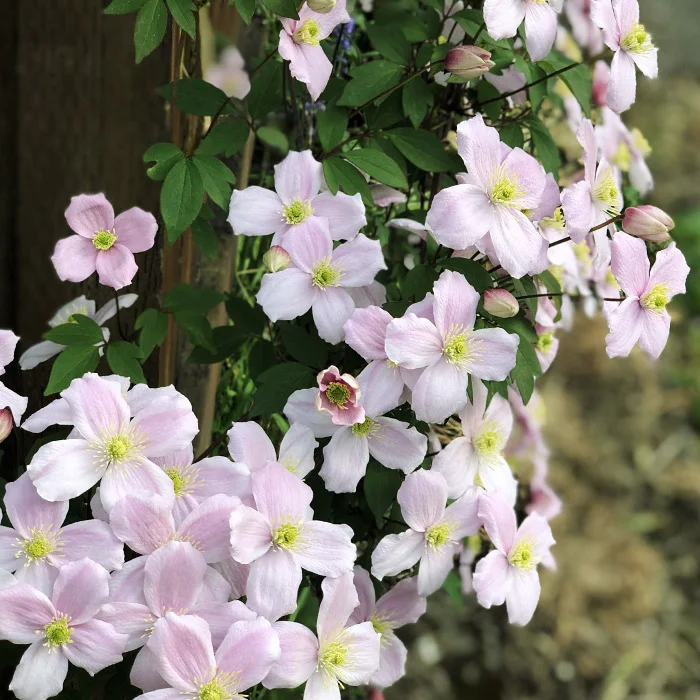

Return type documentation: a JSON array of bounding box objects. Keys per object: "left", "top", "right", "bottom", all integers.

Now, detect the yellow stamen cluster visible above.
[
  {"left": 490, "top": 174, "right": 521, "bottom": 205},
  {"left": 273, "top": 522, "right": 301, "bottom": 550},
  {"left": 473, "top": 428, "right": 503, "bottom": 459},
  {"left": 22, "top": 530, "right": 56, "bottom": 563},
  {"left": 106, "top": 434, "right": 132, "bottom": 462},
  {"left": 325, "top": 381, "right": 351, "bottom": 407},
  {"left": 536, "top": 331, "right": 555, "bottom": 353},
  {"left": 508, "top": 537, "right": 537, "bottom": 570},
  {"left": 594, "top": 169, "right": 620, "bottom": 214},
  {"left": 43, "top": 615, "right": 73, "bottom": 649},
  {"left": 165, "top": 464, "right": 201, "bottom": 498},
  {"left": 541, "top": 207, "right": 565, "bottom": 232},
  {"left": 320, "top": 639, "right": 348, "bottom": 672},
  {"left": 640, "top": 284, "right": 669, "bottom": 313},
  {"left": 351, "top": 417, "right": 376, "bottom": 437},
  {"left": 621, "top": 22, "right": 653, "bottom": 54},
  {"left": 282, "top": 198, "right": 314, "bottom": 225},
  {"left": 92, "top": 229, "right": 117, "bottom": 250},
  {"left": 312, "top": 259, "right": 342, "bottom": 289},
  {"left": 198, "top": 680, "right": 227, "bottom": 700},
  {"left": 294, "top": 19, "right": 321, "bottom": 46},
  {"left": 425, "top": 522, "right": 451, "bottom": 549},
  {"left": 442, "top": 325, "right": 479, "bottom": 367}
]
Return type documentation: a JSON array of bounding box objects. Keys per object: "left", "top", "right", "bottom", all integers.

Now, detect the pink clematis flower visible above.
[
  {"left": 263, "top": 572, "right": 381, "bottom": 697},
  {"left": 472, "top": 491, "right": 555, "bottom": 625},
  {"left": 426, "top": 115, "right": 547, "bottom": 278},
  {"left": 432, "top": 379, "right": 517, "bottom": 504},
  {"left": 371, "top": 184, "right": 407, "bottom": 207},
  {"left": 26, "top": 374, "right": 198, "bottom": 512},
  {"left": 315, "top": 365, "right": 364, "bottom": 426},
  {"left": 605, "top": 232, "right": 689, "bottom": 359},
  {"left": 0, "top": 473, "right": 123, "bottom": 596},
  {"left": 51, "top": 193, "right": 157, "bottom": 290},
  {"left": 229, "top": 463, "right": 356, "bottom": 621},
  {"left": 483, "top": 0, "right": 563, "bottom": 62},
  {"left": 256, "top": 218, "right": 386, "bottom": 344},
  {"left": 385, "top": 270, "right": 519, "bottom": 424},
  {"left": 134, "top": 613, "right": 280, "bottom": 700},
  {"left": 279, "top": 0, "right": 351, "bottom": 101},
  {"left": 0, "top": 330, "right": 27, "bottom": 427},
  {"left": 566, "top": 0, "right": 605, "bottom": 55},
  {"left": 204, "top": 46, "right": 251, "bottom": 99},
  {"left": 151, "top": 445, "right": 252, "bottom": 523},
  {"left": 0, "top": 558, "right": 127, "bottom": 700},
  {"left": 227, "top": 421, "right": 318, "bottom": 479},
  {"left": 591, "top": 0, "right": 658, "bottom": 113},
  {"left": 561, "top": 119, "right": 623, "bottom": 246},
  {"left": 228, "top": 150, "right": 366, "bottom": 243},
  {"left": 371, "top": 470, "right": 481, "bottom": 596},
  {"left": 349, "top": 568, "right": 426, "bottom": 689}
]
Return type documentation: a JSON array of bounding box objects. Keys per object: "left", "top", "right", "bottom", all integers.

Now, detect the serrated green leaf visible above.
[
  {"left": 341, "top": 148, "right": 408, "bottom": 189},
  {"left": 279, "top": 323, "right": 328, "bottom": 369},
  {"left": 250, "top": 363, "right": 315, "bottom": 417},
  {"left": 317, "top": 105, "right": 348, "bottom": 153},
  {"left": 165, "top": 0, "right": 196, "bottom": 38},
  {"left": 105, "top": 0, "right": 146, "bottom": 14},
  {"left": 135, "top": 309, "right": 169, "bottom": 358},
  {"left": 196, "top": 119, "right": 250, "bottom": 157},
  {"left": 260, "top": 0, "right": 298, "bottom": 18},
  {"left": 165, "top": 284, "right": 224, "bottom": 314},
  {"left": 386, "top": 127, "right": 456, "bottom": 173},
  {"left": 43, "top": 315, "right": 104, "bottom": 346},
  {"left": 134, "top": 0, "right": 167, "bottom": 64},
  {"left": 45, "top": 346, "right": 100, "bottom": 395},
  {"left": 143, "top": 142, "right": 185, "bottom": 181},
  {"left": 438, "top": 257, "right": 494, "bottom": 293},
  {"left": 322, "top": 158, "right": 373, "bottom": 206},
  {"left": 192, "top": 155, "right": 235, "bottom": 209},
  {"left": 337, "top": 61, "right": 404, "bottom": 108},
  {"left": 161, "top": 160, "right": 204, "bottom": 239},
  {"left": 106, "top": 342, "right": 146, "bottom": 384},
  {"left": 366, "top": 24, "right": 411, "bottom": 65}
]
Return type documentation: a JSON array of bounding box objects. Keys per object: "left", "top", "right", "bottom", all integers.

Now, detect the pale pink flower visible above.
[
  {"left": 0, "top": 473, "right": 123, "bottom": 596},
  {"left": 0, "top": 558, "right": 127, "bottom": 700},
  {"left": 26, "top": 374, "right": 198, "bottom": 512},
  {"left": 134, "top": 613, "right": 279, "bottom": 700},
  {"left": 566, "top": 0, "right": 605, "bottom": 55},
  {"left": 51, "top": 193, "right": 157, "bottom": 290},
  {"left": 483, "top": 0, "right": 563, "bottom": 61},
  {"left": 256, "top": 219, "right": 386, "bottom": 344},
  {"left": 263, "top": 573, "right": 381, "bottom": 697},
  {"left": 426, "top": 115, "right": 547, "bottom": 278},
  {"left": 227, "top": 420, "right": 318, "bottom": 479},
  {"left": 279, "top": 0, "right": 350, "bottom": 100},
  {"left": 110, "top": 493, "right": 239, "bottom": 564},
  {"left": 315, "top": 365, "right": 364, "bottom": 426},
  {"left": 385, "top": 270, "right": 519, "bottom": 423},
  {"left": 484, "top": 65, "right": 528, "bottom": 106},
  {"left": 371, "top": 470, "right": 480, "bottom": 596},
  {"left": 472, "top": 491, "right": 555, "bottom": 625},
  {"left": 605, "top": 232, "right": 689, "bottom": 359},
  {"left": 229, "top": 150, "right": 366, "bottom": 243},
  {"left": 152, "top": 445, "right": 252, "bottom": 523},
  {"left": 432, "top": 379, "right": 517, "bottom": 504},
  {"left": 204, "top": 46, "right": 251, "bottom": 99},
  {"left": 19, "top": 294, "right": 138, "bottom": 370},
  {"left": 349, "top": 568, "right": 426, "bottom": 689},
  {"left": 561, "top": 118, "right": 623, "bottom": 243},
  {"left": 229, "top": 463, "right": 356, "bottom": 620},
  {"left": 590, "top": 0, "right": 658, "bottom": 113},
  {"left": 0, "top": 330, "right": 27, "bottom": 427},
  {"left": 370, "top": 184, "right": 406, "bottom": 207}
]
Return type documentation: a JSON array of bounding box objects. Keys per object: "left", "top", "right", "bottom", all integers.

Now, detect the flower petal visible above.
[
  {"left": 257, "top": 268, "right": 315, "bottom": 322},
  {"left": 343, "top": 306, "right": 391, "bottom": 361},
  {"left": 334, "top": 621, "right": 381, "bottom": 685},
  {"left": 246, "top": 549, "right": 302, "bottom": 621},
  {"left": 65, "top": 193, "right": 114, "bottom": 237},
  {"left": 478, "top": 490, "right": 517, "bottom": 553},
  {"left": 0, "top": 583, "right": 54, "bottom": 643},
  {"left": 610, "top": 231, "right": 650, "bottom": 297},
  {"left": 263, "top": 621, "right": 319, "bottom": 689},
  {"left": 58, "top": 520, "right": 124, "bottom": 572},
  {"left": 604, "top": 297, "right": 644, "bottom": 358},
  {"left": 332, "top": 234, "right": 386, "bottom": 288},
  {"left": 637, "top": 308, "right": 671, "bottom": 360},
  {"left": 3, "top": 472, "right": 68, "bottom": 538},
  {"left": 284, "top": 388, "right": 338, "bottom": 439},
  {"left": 227, "top": 421, "right": 276, "bottom": 470},
  {"left": 608, "top": 48, "right": 637, "bottom": 113},
  {"left": 95, "top": 243, "right": 138, "bottom": 290},
  {"left": 311, "top": 192, "right": 366, "bottom": 241},
  {"left": 433, "top": 270, "right": 480, "bottom": 338},
  {"left": 418, "top": 543, "right": 457, "bottom": 596},
  {"left": 317, "top": 571, "right": 359, "bottom": 642},
  {"left": 229, "top": 505, "right": 273, "bottom": 564},
  {"left": 295, "top": 520, "right": 356, "bottom": 577},
  {"left": 178, "top": 495, "right": 240, "bottom": 564},
  {"left": 51, "top": 558, "right": 110, "bottom": 625},
  {"left": 375, "top": 576, "right": 426, "bottom": 628},
  {"left": 9, "top": 641, "right": 68, "bottom": 700},
  {"left": 130, "top": 394, "right": 199, "bottom": 459},
  {"left": 524, "top": 1, "right": 557, "bottom": 61},
  {"left": 114, "top": 207, "right": 158, "bottom": 253},
  {"left": 228, "top": 186, "right": 283, "bottom": 236},
  {"left": 368, "top": 418, "right": 427, "bottom": 474},
  {"left": 51, "top": 234, "right": 99, "bottom": 283},
  {"left": 465, "top": 328, "right": 519, "bottom": 381},
  {"left": 274, "top": 150, "right": 323, "bottom": 203},
  {"left": 371, "top": 530, "right": 425, "bottom": 581},
  {"left": 410, "top": 358, "right": 468, "bottom": 424},
  {"left": 108, "top": 494, "right": 175, "bottom": 556},
  {"left": 505, "top": 568, "right": 541, "bottom": 625},
  {"left": 385, "top": 314, "right": 443, "bottom": 370},
  {"left": 100, "top": 458, "right": 176, "bottom": 514},
  {"left": 64, "top": 618, "right": 126, "bottom": 674},
  {"left": 472, "top": 549, "right": 511, "bottom": 608},
  {"left": 425, "top": 184, "right": 493, "bottom": 250},
  {"left": 278, "top": 423, "right": 318, "bottom": 479},
  {"left": 253, "top": 462, "right": 313, "bottom": 522}
]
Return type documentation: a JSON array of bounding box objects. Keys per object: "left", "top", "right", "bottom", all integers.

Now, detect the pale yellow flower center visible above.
[
  {"left": 43, "top": 615, "right": 73, "bottom": 649},
  {"left": 93, "top": 229, "right": 117, "bottom": 250},
  {"left": 508, "top": 537, "right": 537, "bottom": 570},
  {"left": 294, "top": 19, "right": 321, "bottom": 46},
  {"left": 312, "top": 259, "right": 342, "bottom": 289},
  {"left": 621, "top": 22, "right": 653, "bottom": 54},
  {"left": 282, "top": 198, "right": 314, "bottom": 225},
  {"left": 640, "top": 284, "right": 669, "bottom": 313}
]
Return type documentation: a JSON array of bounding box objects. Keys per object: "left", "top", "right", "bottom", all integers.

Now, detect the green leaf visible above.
[
  {"left": 225, "top": 296, "right": 268, "bottom": 336},
  {"left": 192, "top": 155, "right": 235, "bottom": 210},
  {"left": 512, "top": 277, "right": 538, "bottom": 317},
  {"left": 191, "top": 218, "right": 219, "bottom": 259},
  {"left": 438, "top": 258, "right": 493, "bottom": 293},
  {"left": 260, "top": 0, "right": 298, "bottom": 18},
  {"left": 165, "top": 0, "right": 196, "bottom": 38},
  {"left": 511, "top": 339, "right": 541, "bottom": 404},
  {"left": 161, "top": 160, "right": 204, "bottom": 239},
  {"left": 161, "top": 78, "right": 232, "bottom": 116},
  {"left": 279, "top": 324, "right": 328, "bottom": 369},
  {"left": 386, "top": 128, "right": 455, "bottom": 173},
  {"left": 188, "top": 326, "right": 245, "bottom": 363},
  {"left": 247, "top": 60, "right": 284, "bottom": 120},
  {"left": 401, "top": 77, "right": 433, "bottom": 129},
  {"left": 174, "top": 311, "right": 216, "bottom": 353},
  {"left": 134, "top": 0, "right": 167, "bottom": 64},
  {"left": 476, "top": 79, "right": 503, "bottom": 122},
  {"left": 539, "top": 51, "right": 591, "bottom": 117},
  {"left": 165, "top": 284, "right": 224, "bottom": 314},
  {"left": 196, "top": 119, "right": 250, "bottom": 157},
  {"left": 107, "top": 342, "right": 146, "bottom": 384},
  {"left": 337, "top": 61, "right": 404, "bottom": 108},
  {"left": 250, "top": 363, "right": 315, "bottom": 418},
  {"left": 366, "top": 90, "right": 405, "bottom": 130},
  {"left": 257, "top": 126, "right": 289, "bottom": 154},
  {"left": 366, "top": 24, "right": 411, "bottom": 66},
  {"left": 499, "top": 123, "right": 524, "bottom": 150},
  {"left": 43, "top": 315, "right": 104, "bottom": 346},
  {"left": 363, "top": 461, "right": 403, "bottom": 524},
  {"left": 402, "top": 266, "right": 439, "bottom": 301},
  {"left": 341, "top": 148, "right": 407, "bottom": 189},
  {"left": 442, "top": 570, "right": 464, "bottom": 606},
  {"left": 105, "top": 0, "right": 146, "bottom": 14},
  {"left": 45, "top": 346, "right": 100, "bottom": 395},
  {"left": 234, "top": 0, "right": 256, "bottom": 22},
  {"left": 525, "top": 114, "right": 560, "bottom": 179},
  {"left": 491, "top": 312, "right": 538, "bottom": 344},
  {"left": 516, "top": 59, "right": 548, "bottom": 112},
  {"left": 143, "top": 142, "right": 185, "bottom": 181},
  {"left": 135, "top": 309, "right": 169, "bottom": 358},
  {"left": 317, "top": 105, "right": 348, "bottom": 153},
  {"left": 322, "top": 158, "right": 373, "bottom": 206}
]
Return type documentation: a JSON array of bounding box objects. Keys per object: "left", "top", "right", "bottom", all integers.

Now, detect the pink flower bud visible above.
[
  {"left": 0, "top": 408, "right": 13, "bottom": 444},
  {"left": 622, "top": 205, "right": 674, "bottom": 242},
  {"left": 263, "top": 245, "right": 291, "bottom": 273},
  {"left": 315, "top": 365, "right": 365, "bottom": 426},
  {"left": 483, "top": 289, "right": 519, "bottom": 318},
  {"left": 306, "top": 0, "right": 336, "bottom": 13},
  {"left": 445, "top": 46, "right": 495, "bottom": 79}
]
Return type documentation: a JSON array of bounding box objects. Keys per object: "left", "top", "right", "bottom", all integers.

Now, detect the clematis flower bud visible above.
[
  {"left": 483, "top": 289, "right": 519, "bottom": 318},
  {"left": 263, "top": 245, "right": 290, "bottom": 272},
  {"left": 445, "top": 46, "right": 495, "bottom": 79},
  {"left": 306, "top": 0, "right": 336, "bottom": 13},
  {"left": 622, "top": 205, "right": 674, "bottom": 242},
  {"left": 0, "top": 408, "right": 13, "bottom": 443},
  {"left": 315, "top": 365, "right": 365, "bottom": 426}
]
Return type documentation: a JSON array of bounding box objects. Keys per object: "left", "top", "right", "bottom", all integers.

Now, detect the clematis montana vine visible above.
[{"left": 51, "top": 193, "right": 157, "bottom": 290}]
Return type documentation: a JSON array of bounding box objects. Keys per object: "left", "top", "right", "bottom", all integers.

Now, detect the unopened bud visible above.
[
  {"left": 483, "top": 289, "right": 519, "bottom": 318},
  {"left": 306, "top": 0, "right": 336, "bottom": 13},
  {"left": 0, "top": 409, "right": 13, "bottom": 443},
  {"left": 445, "top": 46, "right": 495, "bottom": 79},
  {"left": 263, "top": 245, "right": 291, "bottom": 273},
  {"left": 622, "top": 205, "right": 674, "bottom": 242}
]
